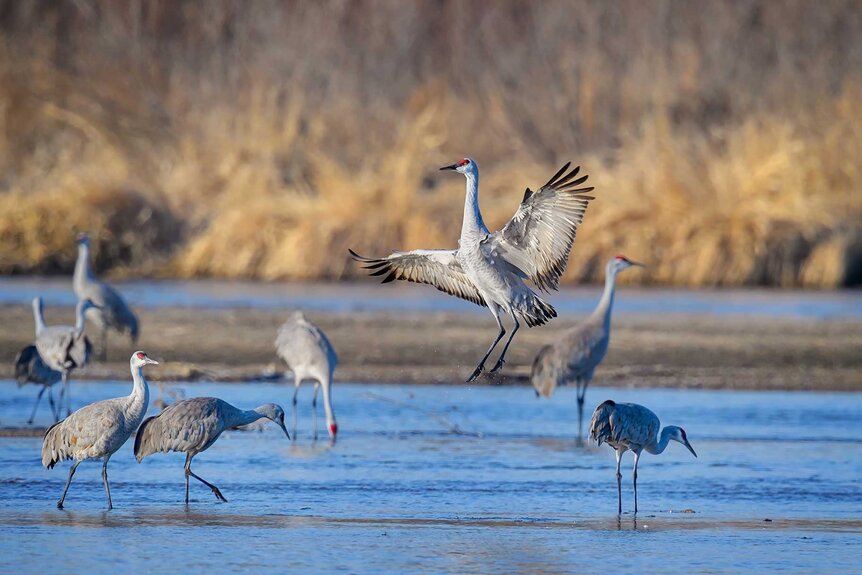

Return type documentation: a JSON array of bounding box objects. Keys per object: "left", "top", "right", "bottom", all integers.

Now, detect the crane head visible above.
[
  {"left": 439, "top": 158, "right": 475, "bottom": 174},
  {"left": 611, "top": 254, "right": 645, "bottom": 273},
  {"left": 672, "top": 426, "right": 697, "bottom": 458},
  {"left": 131, "top": 351, "right": 159, "bottom": 367},
  {"left": 328, "top": 421, "right": 338, "bottom": 440},
  {"left": 256, "top": 403, "right": 290, "bottom": 440}
]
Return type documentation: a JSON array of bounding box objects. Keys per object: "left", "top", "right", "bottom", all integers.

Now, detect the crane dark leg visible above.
[
  {"left": 57, "top": 460, "right": 81, "bottom": 509},
  {"left": 27, "top": 386, "right": 47, "bottom": 425},
  {"left": 490, "top": 313, "right": 520, "bottom": 373},
  {"left": 101, "top": 456, "right": 113, "bottom": 510},
  {"left": 185, "top": 453, "right": 227, "bottom": 503},
  {"left": 291, "top": 381, "right": 300, "bottom": 441},
  {"left": 467, "top": 310, "right": 506, "bottom": 382},
  {"left": 632, "top": 451, "right": 641, "bottom": 514},
  {"left": 312, "top": 382, "right": 320, "bottom": 441},
  {"left": 576, "top": 380, "right": 587, "bottom": 442},
  {"left": 100, "top": 327, "right": 108, "bottom": 362},
  {"left": 58, "top": 372, "right": 72, "bottom": 417},
  {"left": 48, "top": 386, "right": 58, "bottom": 422},
  {"left": 615, "top": 449, "right": 623, "bottom": 515}
]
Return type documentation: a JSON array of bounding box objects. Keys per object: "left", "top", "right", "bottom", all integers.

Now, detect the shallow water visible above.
[
  {"left": 1, "top": 381, "right": 860, "bottom": 574},
  {"left": 1, "top": 277, "right": 860, "bottom": 319}
]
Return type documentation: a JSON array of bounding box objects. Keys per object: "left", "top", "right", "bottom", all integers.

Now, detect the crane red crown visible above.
[
  {"left": 458, "top": 158, "right": 470, "bottom": 167},
  {"left": 136, "top": 352, "right": 146, "bottom": 359},
  {"left": 614, "top": 254, "right": 629, "bottom": 262}
]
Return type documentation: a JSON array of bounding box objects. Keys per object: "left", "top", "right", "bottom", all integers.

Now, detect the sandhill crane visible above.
[
  {"left": 42, "top": 351, "right": 158, "bottom": 510},
  {"left": 34, "top": 297, "right": 95, "bottom": 417},
  {"left": 351, "top": 159, "right": 596, "bottom": 382},
  {"left": 275, "top": 311, "right": 338, "bottom": 441},
  {"left": 14, "top": 345, "right": 61, "bottom": 424},
  {"left": 134, "top": 397, "right": 289, "bottom": 504},
  {"left": 74, "top": 232, "right": 139, "bottom": 360},
  {"left": 531, "top": 255, "right": 643, "bottom": 439},
  {"left": 589, "top": 400, "right": 697, "bottom": 514}
]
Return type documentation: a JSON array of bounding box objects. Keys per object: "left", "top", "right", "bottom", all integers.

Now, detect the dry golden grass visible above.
[{"left": 0, "top": 1, "right": 859, "bottom": 286}]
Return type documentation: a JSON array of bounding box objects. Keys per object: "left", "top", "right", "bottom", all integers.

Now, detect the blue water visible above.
[
  {"left": 1, "top": 381, "right": 860, "bottom": 574},
  {"left": 1, "top": 277, "right": 860, "bottom": 319}
]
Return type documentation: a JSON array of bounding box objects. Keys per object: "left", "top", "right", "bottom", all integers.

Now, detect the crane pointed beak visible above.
[
  {"left": 278, "top": 421, "right": 290, "bottom": 440},
  {"left": 439, "top": 163, "right": 459, "bottom": 171},
  {"left": 684, "top": 439, "right": 697, "bottom": 458},
  {"left": 145, "top": 357, "right": 159, "bottom": 365},
  {"left": 629, "top": 260, "right": 646, "bottom": 268}
]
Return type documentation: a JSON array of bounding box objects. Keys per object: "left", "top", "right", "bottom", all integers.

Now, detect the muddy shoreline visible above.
[{"left": 1, "top": 304, "right": 859, "bottom": 391}]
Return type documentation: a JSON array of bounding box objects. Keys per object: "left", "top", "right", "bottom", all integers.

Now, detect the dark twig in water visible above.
[{"left": 364, "top": 392, "right": 483, "bottom": 437}]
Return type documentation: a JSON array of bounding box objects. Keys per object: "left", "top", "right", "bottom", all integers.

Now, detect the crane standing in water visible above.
[
  {"left": 589, "top": 400, "right": 697, "bottom": 514},
  {"left": 34, "top": 297, "right": 96, "bottom": 417},
  {"left": 351, "top": 158, "right": 596, "bottom": 382},
  {"left": 42, "top": 351, "right": 158, "bottom": 510},
  {"left": 275, "top": 312, "right": 338, "bottom": 441},
  {"left": 14, "top": 344, "right": 61, "bottom": 424},
  {"left": 530, "top": 255, "right": 643, "bottom": 439},
  {"left": 134, "top": 397, "right": 289, "bottom": 504},
  {"left": 73, "top": 232, "right": 139, "bottom": 360}
]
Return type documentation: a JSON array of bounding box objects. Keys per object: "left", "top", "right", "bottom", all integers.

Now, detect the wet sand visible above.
[{"left": 1, "top": 304, "right": 859, "bottom": 390}]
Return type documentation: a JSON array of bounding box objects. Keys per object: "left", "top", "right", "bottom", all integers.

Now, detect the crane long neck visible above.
[
  {"left": 233, "top": 409, "right": 266, "bottom": 428},
  {"left": 74, "top": 243, "right": 95, "bottom": 284},
  {"left": 128, "top": 364, "right": 150, "bottom": 414},
  {"left": 32, "top": 299, "right": 46, "bottom": 335},
  {"left": 593, "top": 265, "right": 618, "bottom": 330},
  {"left": 321, "top": 372, "right": 336, "bottom": 426},
  {"left": 460, "top": 171, "right": 487, "bottom": 242},
  {"left": 644, "top": 426, "right": 675, "bottom": 455},
  {"left": 73, "top": 301, "right": 88, "bottom": 335}
]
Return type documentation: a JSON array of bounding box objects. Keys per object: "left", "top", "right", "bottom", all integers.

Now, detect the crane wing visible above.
[
  {"left": 134, "top": 398, "right": 225, "bottom": 461},
  {"left": 589, "top": 399, "right": 618, "bottom": 446},
  {"left": 349, "top": 248, "right": 486, "bottom": 307},
  {"left": 14, "top": 345, "right": 40, "bottom": 386},
  {"left": 484, "top": 163, "right": 595, "bottom": 292},
  {"left": 276, "top": 315, "right": 338, "bottom": 369},
  {"left": 589, "top": 400, "right": 660, "bottom": 448}
]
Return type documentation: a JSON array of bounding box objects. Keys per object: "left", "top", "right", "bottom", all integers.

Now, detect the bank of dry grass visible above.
[{"left": 0, "top": 1, "right": 859, "bottom": 286}]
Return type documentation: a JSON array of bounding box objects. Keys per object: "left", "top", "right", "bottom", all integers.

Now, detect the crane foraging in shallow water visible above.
[
  {"left": 589, "top": 400, "right": 697, "bottom": 514},
  {"left": 530, "top": 255, "right": 643, "bottom": 439},
  {"left": 74, "top": 232, "right": 139, "bottom": 360},
  {"left": 275, "top": 311, "right": 338, "bottom": 441},
  {"left": 34, "top": 297, "right": 96, "bottom": 417},
  {"left": 351, "top": 158, "right": 596, "bottom": 382},
  {"left": 42, "top": 351, "right": 157, "bottom": 510},
  {"left": 134, "top": 397, "right": 289, "bottom": 504}
]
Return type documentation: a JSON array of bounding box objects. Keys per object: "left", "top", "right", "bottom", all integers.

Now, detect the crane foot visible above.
[
  {"left": 466, "top": 365, "right": 484, "bottom": 382},
  {"left": 212, "top": 487, "right": 228, "bottom": 503},
  {"left": 489, "top": 358, "right": 505, "bottom": 373}
]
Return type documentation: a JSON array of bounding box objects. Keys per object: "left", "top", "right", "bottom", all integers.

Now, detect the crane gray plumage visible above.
[
  {"left": 589, "top": 399, "right": 697, "bottom": 514},
  {"left": 134, "top": 397, "right": 289, "bottom": 504},
  {"left": 531, "top": 256, "right": 643, "bottom": 439},
  {"left": 275, "top": 311, "right": 338, "bottom": 440},
  {"left": 14, "top": 344, "right": 62, "bottom": 424},
  {"left": 74, "top": 232, "right": 139, "bottom": 360},
  {"left": 351, "top": 158, "right": 596, "bottom": 382},
  {"left": 33, "top": 297, "right": 95, "bottom": 417},
  {"left": 42, "top": 351, "right": 157, "bottom": 510}
]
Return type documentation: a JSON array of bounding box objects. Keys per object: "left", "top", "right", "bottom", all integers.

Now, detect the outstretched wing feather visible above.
[
  {"left": 486, "top": 163, "right": 596, "bottom": 291},
  {"left": 349, "top": 248, "right": 485, "bottom": 307}
]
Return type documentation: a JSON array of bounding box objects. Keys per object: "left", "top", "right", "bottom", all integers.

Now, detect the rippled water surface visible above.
[{"left": 1, "top": 381, "right": 860, "bottom": 574}]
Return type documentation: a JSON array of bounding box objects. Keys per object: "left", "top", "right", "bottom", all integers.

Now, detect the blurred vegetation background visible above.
[{"left": 0, "top": 0, "right": 859, "bottom": 287}]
